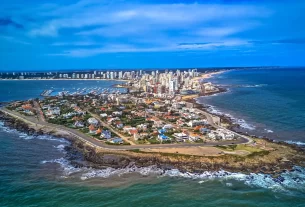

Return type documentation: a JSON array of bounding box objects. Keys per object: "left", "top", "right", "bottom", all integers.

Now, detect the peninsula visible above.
[{"left": 1, "top": 69, "right": 304, "bottom": 175}]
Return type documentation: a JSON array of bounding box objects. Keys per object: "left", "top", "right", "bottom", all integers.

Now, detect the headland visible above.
[{"left": 0, "top": 69, "right": 304, "bottom": 176}]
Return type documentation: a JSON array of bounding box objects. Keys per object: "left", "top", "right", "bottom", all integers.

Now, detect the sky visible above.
[{"left": 0, "top": 0, "right": 305, "bottom": 71}]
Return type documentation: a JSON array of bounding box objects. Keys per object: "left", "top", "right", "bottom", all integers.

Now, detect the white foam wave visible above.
[
  {"left": 264, "top": 129, "right": 274, "bottom": 133},
  {"left": 0, "top": 122, "right": 70, "bottom": 143},
  {"left": 243, "top": 84, "right": 268, "bottom": 88},
  {"left": 39, "top": 153, "right": 305, "bottom": 193},
  {"left": 0, "top": 122, "right": 36, "bottom": 139},
  {"left": 204, "top": 104, "right": 255, "bottom": 130},
  {"left": 80, "top": 165, "right": 163, "bottom": 180},
  {"left": 37, "top": 135, "right": 70, "bottom": 143},
  {"left": 41, "top": 158, "right": 82, "bottom": 176},
  {"left": 55, "top": 144, "right": 67, "bottom": 153},
  {"left": 164, "top": 168, "right": 305, "bottom": 193},
  {"left": 285, "top": 141, "right": 305, "bottom": 146}
]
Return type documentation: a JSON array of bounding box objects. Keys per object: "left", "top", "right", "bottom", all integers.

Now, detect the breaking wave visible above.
[
  {"left": 242, "top": 84, "right": 268, "bottom": 88},
  {"left": 285, "top": 141, "right": 305, "bottom": 146},
  {"left": 40, "top": 155, "right": 305, "bottom": 193},
  {"left": 203, "top": 104, "right": 256, "bottom": 130},
  {"left": 41, "top": 158, "right": 82, "bottom": 176},
  {"left": 0, "top": 121, "right": 69, "bottom": 143}
]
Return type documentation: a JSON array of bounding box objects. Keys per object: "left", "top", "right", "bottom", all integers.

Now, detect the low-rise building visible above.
[{"left": 87, "top": 117, "right": 99, "bottom": 126}]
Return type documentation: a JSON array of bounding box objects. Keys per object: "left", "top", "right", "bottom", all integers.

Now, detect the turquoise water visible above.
[
  {"left": 1, "top": 77, "right": 305, "bottom": 206},
  {"left": 198, "top": 67, "right": 305, "bottom": 143}
]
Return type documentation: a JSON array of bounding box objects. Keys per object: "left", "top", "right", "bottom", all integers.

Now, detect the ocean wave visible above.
[
  {"left": 40, "top": 155, "right": 305, "bottom": 193},
  {"left": 41, "top": 158, "right": 82, "bottom": 176},
  {"left": 37, "top": 135, "right": 70, "bottom": 143},
  {"left": 80, "top": 165, "right": 164, "bottom": 180},
  {"left": 203, "top": 104, "right": 256, "bottom": 130},
  {"left": 54, "top": 144, "right": 68, "bottom": 153},
  {"left": 285, "top": 140, "right": 305, "bottom": 146},
  {"left": 0, "top": 121, "right": 35, "bottom": 138},
  {"left": 264, "top": 129, "right": 274, "bottom": 133},
  {"left": 242, "top": 84, "right": 268, "bottom": 88},
  {"left": 163, "top": 167, "right": 305, "bottom": 193},
  {"left": 0, "top": 122, "right": 70, "bottom": 143}
]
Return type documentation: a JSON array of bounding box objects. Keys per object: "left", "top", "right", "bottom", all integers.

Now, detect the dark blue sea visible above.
[
  {"left": 197, "top": 67, "right": 305, "bottom": 144},
  {"left": 1, "top": 76, "right": 305, "bottom": 206}
]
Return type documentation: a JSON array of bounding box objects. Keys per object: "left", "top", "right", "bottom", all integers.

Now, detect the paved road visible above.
[
  {"left": 193, "top": 107, "right": 253, "bottom": 144},
  {"left": 1, "top": 108, "right": 252, "bottom": 150},
  {"left": 88, "top": 112, "right": 135, "bottom": 145}
]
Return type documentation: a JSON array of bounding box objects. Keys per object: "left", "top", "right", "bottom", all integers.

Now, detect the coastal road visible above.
[
  {"left": 1, "top": 108, "right": 252, "bottom": 151},
  {"left": 192, "top": 107, "right": 253, "bottom": 145}
]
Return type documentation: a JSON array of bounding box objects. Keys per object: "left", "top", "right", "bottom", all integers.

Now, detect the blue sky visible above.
[{"left": 0, "top": 0, "right": 305, "bottom": 71}]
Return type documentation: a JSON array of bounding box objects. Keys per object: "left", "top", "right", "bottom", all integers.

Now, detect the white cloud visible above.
[
  {"left": 29, "top": 2, "right": 270, "bottom": 37},
  {"left": 196, "top": 27, "right": 244, "bottom": 37},
  {"left": 24, "top": 0, "right": 277, "bottom": 56},
  {"left": 0, "top": 35, "right": 31, "bottom": 45},
  {"left": 48, "top": 39, "right": 250, "bottom": 57}
]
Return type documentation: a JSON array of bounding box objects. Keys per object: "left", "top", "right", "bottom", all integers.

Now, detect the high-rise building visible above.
[{"left": 169, "top": 80, "right": 175, "bottom": 93}]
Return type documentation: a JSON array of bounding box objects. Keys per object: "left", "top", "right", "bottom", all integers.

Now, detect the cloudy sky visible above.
[{"left": 0, "top": 0, "right": 304, "bottom": 71}]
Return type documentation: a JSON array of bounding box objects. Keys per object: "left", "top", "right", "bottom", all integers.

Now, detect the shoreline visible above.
[
  {"left": 191, "top": 70, "right": 305, "bottom": 148},
  {"left": 0, "top": 78, "right": 129, "bottom": 82},
  {"left": 1, "top": 108, "right": 304, "bottom": 176},
  {"left": 0, "top": 69, "right": 304, "bottom": 177}
]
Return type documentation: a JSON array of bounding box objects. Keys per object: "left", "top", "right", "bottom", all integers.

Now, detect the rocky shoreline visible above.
[{"left": 1, "top": 110, "right": 305, "bottom": 177}]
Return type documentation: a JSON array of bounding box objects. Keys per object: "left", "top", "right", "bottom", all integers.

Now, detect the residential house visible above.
[
  {"left": 100, "top": 130, "right": 111, "bottom": 139},
  {"left": 89, "top": 125, "right": 96, "bottom": 134},
  {"left": 74, "top": 121, "right": 84, "bottom": 128},
  {"left": 187, "top": 119, "right": 208, "bottom": 127},
  {"left": 115, "top": 121, "right": 124, "bottom": 129},
  {"left": 87, "top": 117, "right": 99, "bottom": 126},
  {"left": 45, "top": 107, "right": 61, "bottom": 116},
  {"left": 100, "top": 113, "right": 108, "bottom": 118},
  {"left": 173, "top": 132, "right": 189, "bottom": 142},
  {"left": 189, "top": 133, "right": 200, "bottom": 142},
  {"left": 110, "top": 138, "right": 123, "bottom": 144},
  {"left": 200, "top": 128, "right": 210, "bottom": 134},
  {"left": 112, "top": 111, "right": 122, "bottom": 117},
  {"left": 137, "top": 124, "right": 147, "bottom": 131},
  {"left": 163, "top": 124, "right": 173, "bottom": 130},
  {"left": 158, "top": 134, "right": 170, "bottom": 142}
]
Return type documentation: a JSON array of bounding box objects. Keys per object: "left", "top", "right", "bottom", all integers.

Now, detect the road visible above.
[
  {"left": 193, "top": 107, "right": 253, "bottom": 144},
  {"left": 1, "top": 107, "right": 252, "bottom": 151},
  {"left": 88, "top": 111, "right": 135, "bottom": 145}
]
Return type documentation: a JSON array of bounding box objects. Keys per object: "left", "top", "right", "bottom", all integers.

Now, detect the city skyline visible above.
[{"left": 1, "top": 0, "right": 305, "bottom": 71}]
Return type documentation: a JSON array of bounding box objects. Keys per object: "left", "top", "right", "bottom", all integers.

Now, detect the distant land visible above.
[{"left": 0, "top": 66, "right": 281, "bottom": 80}]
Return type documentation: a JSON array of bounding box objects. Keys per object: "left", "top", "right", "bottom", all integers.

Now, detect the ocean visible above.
[
  {"left": 1, "top": 75, "right": 305, "bottom": 206},
  {"left": 0, "top": 79, "right": 126, "bottom": 102},
  {"left": 197, "top": 67, "right": 305, "bottom": 144}
]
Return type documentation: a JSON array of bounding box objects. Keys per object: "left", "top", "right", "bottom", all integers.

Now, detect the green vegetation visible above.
[
  {"left": 147, "top": 138, "right": 161, "bottom": 144},
  {"left": 247, "top": 150, "right": 270, "bottom": 158}
]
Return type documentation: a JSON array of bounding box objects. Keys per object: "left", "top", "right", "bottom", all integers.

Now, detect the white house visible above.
[
  {"left": 87, "top": 117, "right": 99, "bottom": 126},
  {"left": 100, "top": 113, "right": 108, "bottom": 118},
  {"left": 187, "top": 119, "right": 208, "bottom": 127},
  {"left": 173, "top": 133, "right": 189, "bottom": 142}
]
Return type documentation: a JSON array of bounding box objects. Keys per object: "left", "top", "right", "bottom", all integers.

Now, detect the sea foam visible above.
[
  {"left": 202, "top": 104, "right": 256, "bottom": 130},
  {"left": 40, "top": 154, "right": 305, "bottom": 193}
]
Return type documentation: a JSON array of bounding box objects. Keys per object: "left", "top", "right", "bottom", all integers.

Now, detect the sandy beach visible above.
[{"left": 192, "top": 70, "right": 226, "bottom": 82}]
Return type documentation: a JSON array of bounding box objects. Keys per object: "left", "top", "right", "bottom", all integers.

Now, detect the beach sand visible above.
[{"left": 192, "top": 71, "right": 225, "bottom": 82}]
